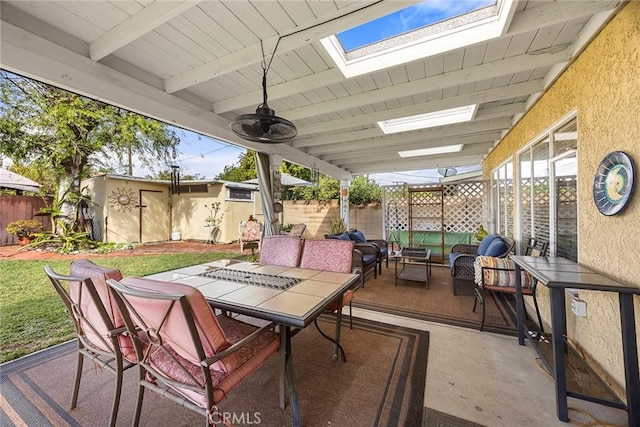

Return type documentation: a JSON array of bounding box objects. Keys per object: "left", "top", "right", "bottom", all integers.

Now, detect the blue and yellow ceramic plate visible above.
[{"left": 593, "top": 151, "right": 634, "bottom": 216}]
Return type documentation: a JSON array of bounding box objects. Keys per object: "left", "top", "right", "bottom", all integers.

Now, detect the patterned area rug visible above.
[
  {"left": 353, "top": 265, "right": 518, "bottom": 335},
  {"left": 1, "top": 317, "right": 428, "bottom": 426},
  {"left": 423, "top": 408, "right": 486, "bottom": 427}
]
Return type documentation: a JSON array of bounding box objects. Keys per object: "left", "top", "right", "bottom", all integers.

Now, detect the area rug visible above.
[
  {"left": 1, "top": 317, "right": 428, "bottom": 427},
  {"left": 353, "top": 265, "right": 518, "bottom": 335},
  {"left": 422, "top": 408, "right": 486, "bottom": 427}
]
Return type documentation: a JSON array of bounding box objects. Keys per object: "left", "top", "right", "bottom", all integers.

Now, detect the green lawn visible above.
[{"left": 0, "top": 252, "right": 242, "bottom": 363}]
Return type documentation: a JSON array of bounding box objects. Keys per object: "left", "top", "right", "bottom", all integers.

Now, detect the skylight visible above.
[
  {"left": 336, "top": 0, "right": 496, "bottom": 52},
  {"left": 378, "top": 104, "right": 478, "bottom": 134},
  {"left": 321, "top": 0, "right": 516, "bottom": 78},
  {"left": 398, "top": 144, "right": 463, "bottom": 158}
]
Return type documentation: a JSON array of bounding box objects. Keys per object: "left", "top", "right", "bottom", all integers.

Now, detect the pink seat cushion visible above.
[
  {"left": 148, "top": 315, "right": 280, "bottom": 408},
  {"left": 299, "top": 239, "right": 354, "bottom": 273},
  {"left": 119, "top": 277, "right": 237, "bottom": 373},
  {"left": 69, "top": 259, "right": 136, "bottom": 361},
  {"left": 259, "top": 235, "right": 303, "bottom": 267}
]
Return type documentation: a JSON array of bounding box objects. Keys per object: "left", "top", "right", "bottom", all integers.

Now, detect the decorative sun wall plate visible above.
[
  {"left": 109, "top": 187, "right": 139, "bottom": 213},
  {"left": 592, "top": 151, "right": 635, "bottom": 216}
]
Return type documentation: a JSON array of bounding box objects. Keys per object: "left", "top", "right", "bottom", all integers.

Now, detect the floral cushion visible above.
[
  {"left": 241, "top": 221, "right": 261, "bottom": 241},
  {"left": 288, "top": 223, "right": 306, "bottom": 237},
  {"left": 474, "top": 256, "right": 534, "bottom": 289}
]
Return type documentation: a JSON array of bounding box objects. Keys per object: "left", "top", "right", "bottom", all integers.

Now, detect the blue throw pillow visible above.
[
  {"left": 337, "top": 232, "right": 351, "bottom": 241},
  {"left": 484, "top": 238, "right": 508, "bottom": 257},
  {"left": 348, "top": 230, "right": 367, "bottom": 243},
  {"left": 477, "top": 234, "right": 498, "bottom": 255}
]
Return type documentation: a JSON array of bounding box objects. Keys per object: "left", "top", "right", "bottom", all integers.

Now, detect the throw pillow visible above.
[
  {"left": 476, "top": 234, "right": 498, "bottom": 255},
  {"left": 348, "top": 230, "right": 367, "bottom": 243},
  {"left": 484, "top": 238, "right": 508, "bottom": 257}
]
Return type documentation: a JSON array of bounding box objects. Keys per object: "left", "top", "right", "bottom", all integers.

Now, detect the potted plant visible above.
[{"left": 5, "top": 219, "right": 44, "bottom": 245}]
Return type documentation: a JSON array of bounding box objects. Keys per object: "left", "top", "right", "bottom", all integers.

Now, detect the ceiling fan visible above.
[{"left": 230, "top": 39, "right": 297, "bottom": 143}]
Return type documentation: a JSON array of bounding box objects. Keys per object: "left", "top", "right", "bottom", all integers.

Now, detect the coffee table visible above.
[{"left": 391, "top": 247, "right": 431, "bottom": 289}]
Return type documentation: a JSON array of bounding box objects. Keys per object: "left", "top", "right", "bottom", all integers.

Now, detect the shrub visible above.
[{"left": 5, "top": 220, "right": 44, "bottom": 237}]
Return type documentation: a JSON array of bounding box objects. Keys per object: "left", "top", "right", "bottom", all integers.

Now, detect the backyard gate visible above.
[{"left": 382, "top": 182, "right": 486, "bottom": 263}]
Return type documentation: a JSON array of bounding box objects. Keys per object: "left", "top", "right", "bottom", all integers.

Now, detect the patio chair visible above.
[
  {"left": 44, "top": 260, "right": 137, "bottom": 427},
  {"left": 286, "top": 223, "right": 306, "bottom": 237},
  {"left": 473, "top": 239, "right": 549, "bottom": 331},
  {"left": 348, "top": 228, "right": 389, "bottom": 274},
  {"left": 239, "top": 220, "right": 262, "bottom": 252},
  {"left": 325, "top": 232, "right": 377, "bottom": 286},
  {"left": 259, "top": 234, "right": 304, "bottom": 267},
  {"left": 105, "top": 277, "right": 281, "bottom": 427},
  {"left": 299, "top": 239, "right": 358, "bottom": 361},
  {"left": 449, "top": 234, "right": 515, "bottom": 295}
]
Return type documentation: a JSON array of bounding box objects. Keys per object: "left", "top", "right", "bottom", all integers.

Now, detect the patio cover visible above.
[
  {"left": 0, "top": 169, "right": 40, "bottom": 193},
  {"left": 244, "top": 173, "right": 314, "bottom": 187}
]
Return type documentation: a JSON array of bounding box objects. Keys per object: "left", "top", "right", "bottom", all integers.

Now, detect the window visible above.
[
  {"left": 227, "top": 188, "right": 253, "bottom": 201},
  {"left": 516, "top": 116, "right": 577, "bottom": 258},
  {"left": 490, "top": 159, "right": 514, "bottom": 238}
]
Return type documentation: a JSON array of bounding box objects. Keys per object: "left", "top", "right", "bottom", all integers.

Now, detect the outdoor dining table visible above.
[{"left": 144, "top": 259, "right": 360, "bottom": 427}]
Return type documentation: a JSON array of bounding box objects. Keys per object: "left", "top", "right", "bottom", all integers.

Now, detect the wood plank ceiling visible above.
[{"left": 0, "top": 0, "right": 622, "bottom": 180}]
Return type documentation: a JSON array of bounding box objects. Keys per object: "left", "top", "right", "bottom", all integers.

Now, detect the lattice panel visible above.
[{"left": 383, "top": 181, "right": 486, "bottom": 237}]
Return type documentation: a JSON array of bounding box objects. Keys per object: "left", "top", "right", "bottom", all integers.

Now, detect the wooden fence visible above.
[{"left": 0, "top": 195, "right": 51, "bottom": 246}]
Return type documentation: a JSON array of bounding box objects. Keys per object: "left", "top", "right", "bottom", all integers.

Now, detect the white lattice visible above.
[{"left": 383, "top": 181, "right": 486, "bottom": 238}]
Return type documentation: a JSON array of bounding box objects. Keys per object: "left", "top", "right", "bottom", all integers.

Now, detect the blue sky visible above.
[{"left": 337, "top": 0, "right": 495, "bottom": 51}]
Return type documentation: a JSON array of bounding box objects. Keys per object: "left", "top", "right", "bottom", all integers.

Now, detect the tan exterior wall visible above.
[
  {"left": 282, "top": 200, "right": 383, "bottom": 239},
  {"left": 483, "top": 2, "right": 640, "bottom": 397},
  {"left": 85, "top": 176, "right": 170, "bottom": 243}
]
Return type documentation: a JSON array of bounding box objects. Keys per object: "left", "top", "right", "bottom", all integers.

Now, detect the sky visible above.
[
  {"left": 130, "top": 125, "right": 480, "bottom": 185},
  {"left": 336, "top": 0, "right": 495, "bottom": 51}
]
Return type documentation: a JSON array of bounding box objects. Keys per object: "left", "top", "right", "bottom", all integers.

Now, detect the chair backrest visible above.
[
  {"left": 110, "top": 277, "right": 237, "bottom": 373},
  {"left": 299, "top": 239, "right": 354, "bottom": 273},
  {"left": 240, "top": 220, "right": 262, "bottom": 242},
  {"left": 288, "top": 223, "right": 306, "bottom": 237},
  {"left": 260, "top": 235, "right": 303, "bottom": 267},
  {"left": 45, "top": 262, "right": 127, "bottom": 358}
]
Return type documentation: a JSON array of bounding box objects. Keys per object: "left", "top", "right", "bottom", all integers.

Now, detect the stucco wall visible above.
[{"left": 483, "top": 2, "right": 640, "bottom": 397}]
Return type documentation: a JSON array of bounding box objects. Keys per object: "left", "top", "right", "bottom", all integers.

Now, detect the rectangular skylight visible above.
[
  {"left": 398, "top": 144, "right": 463, "bottom": 158},
  {"left": 378, "top": 105, "right": 478, "bottom": 134}
]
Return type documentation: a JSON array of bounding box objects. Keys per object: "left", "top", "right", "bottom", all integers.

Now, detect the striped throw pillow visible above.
[{"left": 474, "top": 256, "right": 534, "bottom": 289}]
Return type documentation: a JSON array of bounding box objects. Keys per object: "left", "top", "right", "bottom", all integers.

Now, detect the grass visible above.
[{"left": 0, "top": 252, "right": 242, "bottom": 363}]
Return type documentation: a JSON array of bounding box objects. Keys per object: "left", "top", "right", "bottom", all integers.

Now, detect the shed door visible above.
[{"left": 140, "top": 190, "right": 169, "bottom": 243}]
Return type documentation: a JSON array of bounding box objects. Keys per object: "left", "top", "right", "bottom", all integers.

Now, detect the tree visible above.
[
  {"left": 150, "top": 169, "right": 204, "bottom": 181},
  {"left": 215, "top": 150, "right": 256, "bottom": 182},
  {"left": 0, "top": 71, "right": 181, "bottom": 234}
]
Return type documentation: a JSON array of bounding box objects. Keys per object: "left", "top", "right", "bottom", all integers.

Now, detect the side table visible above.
[{"left": 392, "top": 248, "right": 431, "bottom": 289}]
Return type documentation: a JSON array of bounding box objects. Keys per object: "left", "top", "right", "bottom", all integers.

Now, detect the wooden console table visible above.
[{"left": 511, "top": 256, "right": 640, "bottom": 426}]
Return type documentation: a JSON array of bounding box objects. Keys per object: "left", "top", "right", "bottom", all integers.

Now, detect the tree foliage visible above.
[
  {"left": 215, "top": 150, "right": 256, "bottom": 182},
  {"left": 0, "top": 71, "right": 182, "bottom": 237},
  {"left": 216, "top": 151, "right": 381, "bottom": 204}
]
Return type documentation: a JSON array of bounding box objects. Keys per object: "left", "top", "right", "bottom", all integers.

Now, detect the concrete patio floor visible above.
[{"left": 2, "top": 240, "right": 630, "bottom": 426}]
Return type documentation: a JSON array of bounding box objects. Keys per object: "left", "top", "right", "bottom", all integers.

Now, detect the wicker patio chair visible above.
[
  {"left": 105, "top": 277, "right": 281, "bottom": 427},
  {"left": 473, "top": 239, "right": 549, "bottom": 331},
  {"left": 44, "top": 260, "right": 137, "bottom": 427},
  {"left": 449, "top": 234, "right": 515, "bottom": 295}
]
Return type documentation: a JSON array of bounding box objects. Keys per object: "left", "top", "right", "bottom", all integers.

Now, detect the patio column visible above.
[
  {"left": 255, "top": 152, "right": 281, "bottom": 237},
  {"left": 340, "top": 180, "right": 350, "bottom": 229}
]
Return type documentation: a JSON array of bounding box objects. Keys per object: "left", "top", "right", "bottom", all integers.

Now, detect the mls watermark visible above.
[{"left": 210, "top": 410, "right": 262, "bottom": 425}]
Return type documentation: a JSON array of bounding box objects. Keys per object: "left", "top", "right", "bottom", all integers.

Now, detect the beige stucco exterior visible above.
[
  {"left": 83, "top": 175, "right": 262, "bottom": 244},
  {"left": 483, "top": 2, "right": 640, "bottom": 398}
]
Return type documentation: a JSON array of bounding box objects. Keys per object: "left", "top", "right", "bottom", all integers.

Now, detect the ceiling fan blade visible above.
[{"left": 242, "top": 123, "right": 264, "bottom": 137}]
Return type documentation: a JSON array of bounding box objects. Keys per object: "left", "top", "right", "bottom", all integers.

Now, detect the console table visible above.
[{"left": 511, "top": 256, "right": 640, "bottom": 426}]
